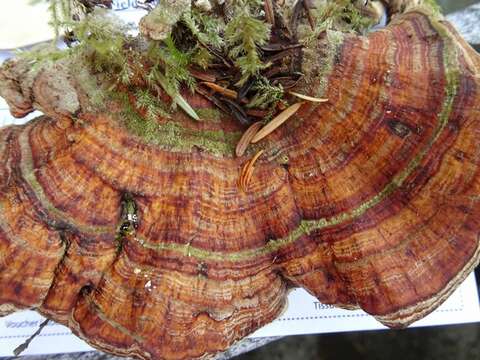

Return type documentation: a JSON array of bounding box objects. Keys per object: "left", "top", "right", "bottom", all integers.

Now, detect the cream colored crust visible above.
[{"left": 0, "top": 303, "right": 26, "bottom": 317}]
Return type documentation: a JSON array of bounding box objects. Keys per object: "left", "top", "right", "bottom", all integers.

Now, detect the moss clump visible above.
[
  {"left": 25, "top": 2, "right": 201, "bottom": 119},
  {"left": 224, "top": 0, "right": 271, "bottom": 85},
  {"left": 195, "top": 108, "right": 222, "bottom": 123},
  {"left": 182, "top": 8, "right": 225, "bottom": 49},
  {"left": 302, "top": 0, "right": 376, "bottom": 44},
  {"left": 121, "top": 107, "right": 241, "bottom": 156},
  {"left": 20, "top": 0, "right": 384, "bottom": 154},
  {"left": 246, "top": 77, "right": 284, "bottom": 110},
  {"left": 134, "top": 89, "right": 171, "bottom": 122},
  {"left": 423, "top": 0, "right": 443, "bottom": 16}
]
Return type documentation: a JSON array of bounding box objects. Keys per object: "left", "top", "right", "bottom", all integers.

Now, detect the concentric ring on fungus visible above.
[{"left": 1, "top": 1, "right": 480, "bottom": 359}]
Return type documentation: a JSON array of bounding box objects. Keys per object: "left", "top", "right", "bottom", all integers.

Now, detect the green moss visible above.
[
  {"left": 115, "top": 93, "right": 240, "bottom": 156},
  {"left": 182, "top": 8, "right": 225, "bottom": 49},
  {"left": 191, "top": 46, "right": 214, "bottom": 69},
  {"left": 303, "top": 0, "right": 376, "bottom": 44},
  {"left": 20, "top": 0, "right": 377, "bottom": 151},
  {"left": 247, "top": 77, "right": 284, "bottom": 110},
  {"left": 224, "top": 0, "right": 271, "bottom": 85},
  {"left": 147, "top": 37, "right": 196, "bottom": 94},
  {"left": 135, "top": 89, "right": 171, "bottom": 121},
  {"left": 195, "top": 108, "right": 222, "bottom": 123},
  {"left": 423, "top": 0, "right": 443, "bottom": 17},
  {"left": 157, "top": 121, "right": 241, "bottom": 156}
]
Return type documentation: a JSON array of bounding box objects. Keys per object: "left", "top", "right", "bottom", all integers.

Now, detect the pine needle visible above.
[
  {"left": 156, "top": 73, "right": 200, "bottom": 121},
  {"left": 174, "top": 93, "right": 201, "bottom": 121},
  {"left": 289, "top": 91, "right": 329, "bottom": 103},
  {"left": 201, "top": 82, "right": 238, "bottom": 100},
  {"left": 251, "top": 102, "right": 303, "bottom": 143},
  {"left": 235, "top": 121, "right": 263, "bottom": 157},
  {"left": 239, "top": 149, "right": 264, "bottom": 191}
]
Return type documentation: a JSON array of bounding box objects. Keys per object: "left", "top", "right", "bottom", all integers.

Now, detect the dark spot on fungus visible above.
[{"left": 386, "top": 119, "right": 413, "bottom": 138}]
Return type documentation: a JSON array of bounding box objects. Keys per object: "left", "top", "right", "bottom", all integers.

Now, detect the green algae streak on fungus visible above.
[{"left": 1, "top": 0, "right": 480, "bottom": 359}]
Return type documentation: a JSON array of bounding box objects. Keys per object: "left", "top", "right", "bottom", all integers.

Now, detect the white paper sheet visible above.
[
  {"left": 0, "top": 0, "right": 149, "bottom": 51},
  {"left": 0, "top": 274, "right": 478, "bottom": 356}
]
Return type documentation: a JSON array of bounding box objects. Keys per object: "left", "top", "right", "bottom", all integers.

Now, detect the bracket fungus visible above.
[{"left": 1, "top": 0, "right": 480, "bottom": 359}]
